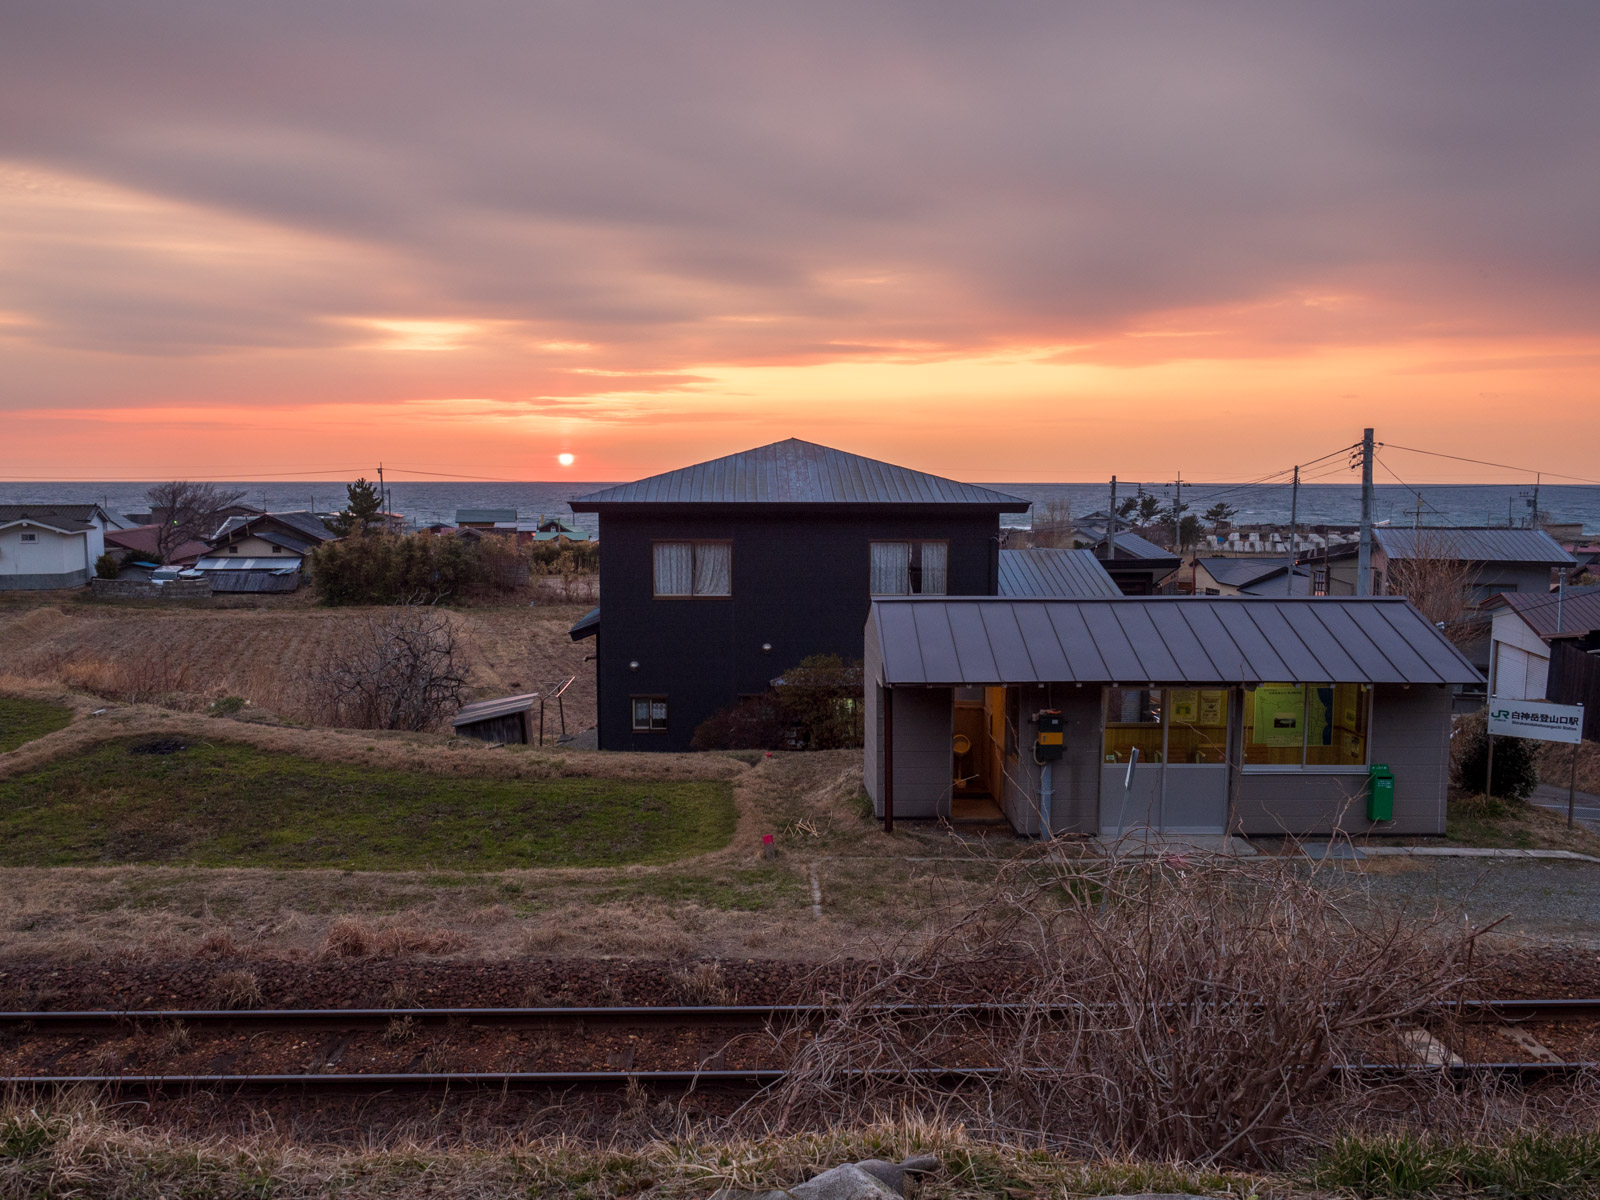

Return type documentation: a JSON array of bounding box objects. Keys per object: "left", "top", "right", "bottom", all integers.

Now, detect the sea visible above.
[{"left": 3, "top": 480, "right": 1597, "bottom": 539}]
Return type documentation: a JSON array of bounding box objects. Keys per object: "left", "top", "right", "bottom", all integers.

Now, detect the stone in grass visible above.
[{"left": 712, "top": 1155, "right": 939, "bottom": 1200}]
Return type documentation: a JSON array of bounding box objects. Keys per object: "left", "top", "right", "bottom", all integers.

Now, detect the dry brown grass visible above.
[{"left": 0, "top": 601, "right": 597, "bottom": 732}]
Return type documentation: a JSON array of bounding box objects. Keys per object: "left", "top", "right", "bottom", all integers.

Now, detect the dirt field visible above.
[{"left": 0, "top": 597, "right": 597, "bottom": 732}]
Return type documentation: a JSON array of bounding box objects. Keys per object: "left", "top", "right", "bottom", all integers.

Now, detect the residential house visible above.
[
  {"left": 1086, "top": 531, "right": 1182, "bottom": 595},
  {"left": 1322, "top": 528, "right": 1575, "bottom": 602},
  {"left": 103, "top": 524, "right": 210, "bottom": 568},
  {"left": 1483, "top": 584, "right": 1600, "bottom": 702},
  {"left": 568, "top": 438, "right": 1030, "bottom": 751},
  {"left": 1192, "top": 556, "right": 1314, "bottom": 597},
  {"left": 192, "top": 511, "right": 336, "bottom": 586},
  {"left": 456, "top": 508, "right": 518, "bottom": 530},
  {"left": 865, "top": 595, "right": 1479, "bottom": 838},
  {"left": 0, "top": 504, "right": 118, "bottom": 590}
]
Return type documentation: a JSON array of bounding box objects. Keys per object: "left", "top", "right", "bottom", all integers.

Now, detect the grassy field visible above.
[
  {"left": 1444, "top": 791, "right": 1600, "bottom": 854},
  {"left": 0, "top": 696, "right": 73, "bottom": 754},
  {"left": 0, "top": 736, "right": 736, "bottom": 869}
]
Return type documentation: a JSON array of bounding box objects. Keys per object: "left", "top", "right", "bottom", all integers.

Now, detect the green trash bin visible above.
[{"left": 1368, "top": 763, "right": 1394, "bottom": 821}]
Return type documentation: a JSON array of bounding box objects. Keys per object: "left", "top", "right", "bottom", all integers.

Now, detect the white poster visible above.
[{"left": 1488, "top": 699, "right": 1583, "bottom": 745}]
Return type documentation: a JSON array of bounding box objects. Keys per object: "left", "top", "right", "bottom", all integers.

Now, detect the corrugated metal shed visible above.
[
  {"left": 570, "top": 438, "right": 1029, "bottom": 509},
  {"left": 452, "top": 692, "right": 541, "bottom": 726},
  {"left": 1496, "top": 584, "right": 1600, "bottom": 639},
  {"left": 208, "top": 570, "right": 302, "bottom": 593},
  {"left": 998, "top": 549, "right": 1121, "bottom": 598},
  {"left": 870, "top": 596, "right": 1481, "bottom": 686},
  {"left": 1374, "top": 528, "right": 1575, "bottom": 566}
]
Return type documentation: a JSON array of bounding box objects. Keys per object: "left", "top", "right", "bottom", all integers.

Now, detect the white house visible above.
[
  {"left": 1484, "top": 584, "right": 1600, "bottom": 701},
  {"left": 0, "top": 504, "right": 117, "bottom": 590}
]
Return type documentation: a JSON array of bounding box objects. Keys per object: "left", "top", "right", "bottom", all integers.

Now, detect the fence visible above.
[{"left": 1546, "top": 639, "right": 1600, "bottom": 742}]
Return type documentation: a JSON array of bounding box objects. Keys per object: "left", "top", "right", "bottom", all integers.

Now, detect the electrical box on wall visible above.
[{"left": 1035, "top": 708, "right": 1064, "bottom": 762}]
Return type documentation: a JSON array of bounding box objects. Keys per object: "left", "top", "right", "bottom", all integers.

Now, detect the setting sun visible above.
[{"left": 557, "top": 453, "right": 575, "bottom": 467}]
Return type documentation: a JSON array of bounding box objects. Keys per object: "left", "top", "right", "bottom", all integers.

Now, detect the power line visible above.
[{"left": 1381, "top": 443, "right": 1600, "bottom": 488}]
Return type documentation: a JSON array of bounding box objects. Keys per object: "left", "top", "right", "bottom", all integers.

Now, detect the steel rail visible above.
[
  {"left": 1, "top": 998, "right": 1597, "bottom": 1031},
  {"left": 0, "top": 1062, "right": 1593, "bottom": 1094}
]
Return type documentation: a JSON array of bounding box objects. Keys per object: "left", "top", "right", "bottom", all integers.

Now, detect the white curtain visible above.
[
  {"left": 918, "top": 542, "right": 948, "bottom": 594},
  {"left": 693, "top": 542, "right": 732, "bottom": 595},
  {"left": 653, "top": 542, "right": 693, "bottom": 595},
  {"left": 870, "top": 541, "right": 909, "bottom": 595}
]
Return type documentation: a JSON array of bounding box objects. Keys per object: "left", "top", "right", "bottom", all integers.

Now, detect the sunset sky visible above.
[{"left": 3, "top": 2, "right": 1598, "bottom": 484}]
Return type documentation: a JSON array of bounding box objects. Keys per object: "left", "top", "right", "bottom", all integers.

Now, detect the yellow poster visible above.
[
  {"left": 1198, "top": 689, "right": 1225, "bottom": 726},
  {"left": 1169, "top": 689, "right": 1199, "bottom": 723}
]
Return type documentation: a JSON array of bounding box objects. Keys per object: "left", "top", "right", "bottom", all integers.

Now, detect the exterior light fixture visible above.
[
  {"left": 761, "top": 642, "right": 772, "bottom": 653},
  {"left": 628, "top": 660, "right": 640, "bottom": 672}
]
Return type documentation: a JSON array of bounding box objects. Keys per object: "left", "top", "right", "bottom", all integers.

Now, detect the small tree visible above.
[
  {"left": 1204, "top": 502, "right": 1238, "bottom": 526},
  {"left": 328, "top": 478, "right": 384, "bottom": 536},
  {"left": 1385, "top": 533, "right": 1474, "bottom": 642},
  {"left": 1116, "top": 496, "right": 1140, "bottom": 520},
  {"left": 144, "top": 481, "right": 249, "bottom": 562},
  {"left": 691, "top": 654, "right": 864, "bottom": 751},
  {"left": 1136, "top": 494, "right": 1163, "bottom": 524},
  {"left": 314, "top": 605, "right": 469, "bottom": 731},
  {"left": 1030, "top": 498, "right": 1073, "bottom": 548},
  {"left": 94, "top": 551, "right": 123, "bottom": 580},
  {"left": 1454, "top": 725, "right": 1540, "bottom": 801},
  {"left": 1177, "top": 514, "right": 1203, "bottom": 550}
]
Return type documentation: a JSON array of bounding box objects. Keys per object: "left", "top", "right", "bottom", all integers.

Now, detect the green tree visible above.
[
  {"left": 1204, "top": 502, "right": 1238, "bottom": 525},
  {"left": 1116, "top": 497, "right": 1139, "bottom": 519},
  {"left": 1454, "top": 726, "right": 1540, "bottom": 801},
  {"left": 1178, "top": 514, "right": 1204, "bottom": 549},
  {"left": 1136, "top": 494, "right": 1163, "bottom": 523},
  {"left": 329, "top": 478, "right": 384, "bottom": 536}
]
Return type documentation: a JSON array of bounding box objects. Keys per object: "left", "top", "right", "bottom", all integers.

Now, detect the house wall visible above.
[
  {"left": 0, "top": 526, "right": 94, "bottom": 589},
  {"left": 996, "top": 685, "right": 1102, "bottom": 835},
  {"left": 595, "top": 507, "right": 1002, "bottom": 751},
  {"left": 867, "top": 684, "right": 954, "bottom": 819},
  {"left": 216, "top": 535, "right": 303, "bottom": 563},
  {"left": 1488, "top": 610, "right": 1550, "bottom": 701},
  {"left": 1232, "top": 683, "right": 1451, "bottom": 836}
]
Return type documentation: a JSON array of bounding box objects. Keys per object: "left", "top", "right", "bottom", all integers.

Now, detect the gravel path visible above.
[{"left": 1329, "top": 855, "right": 1600, "bottom": 949}]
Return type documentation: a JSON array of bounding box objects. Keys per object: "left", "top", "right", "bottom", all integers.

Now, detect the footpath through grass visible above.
[
  {"left": 0, "top": 697, "right": 73, "bottom": 754},
  {"left": 0, "top": 737, "right": 736, "bottom": 869}
]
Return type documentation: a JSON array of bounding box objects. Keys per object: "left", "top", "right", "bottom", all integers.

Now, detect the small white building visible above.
[
  {"left": 0, "top": 504, "right": 117, "bottom": 590},
  {"left": 1484, "top": 584, "right": 1600, "bottom": 701}
]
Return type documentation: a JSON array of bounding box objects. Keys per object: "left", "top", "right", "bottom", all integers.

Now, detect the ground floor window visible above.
[
  {"left": 1103, "top": 687, "right": 1230, "bottom": 764},
  {"left": 1242, "top": 682, "right": 1370, "bottom": 768},
  {"left": 631, "top": 696, "right": 668, "bottom": 732}
]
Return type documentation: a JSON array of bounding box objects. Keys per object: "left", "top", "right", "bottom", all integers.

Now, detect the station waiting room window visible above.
[
  {"left": 1242, "top": 683, "right": 1370, "bottom": 768},
  {"left": 1103, "top": 687, "right": 1230, "bottom": 765}
]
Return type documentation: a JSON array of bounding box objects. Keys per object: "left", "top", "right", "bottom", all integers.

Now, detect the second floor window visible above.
[
  {"left": 653, "top": 541, "right": 732, "bottom": 596},
  {"left": 870, "top": 541, "right": 948, "bottom": 595}
]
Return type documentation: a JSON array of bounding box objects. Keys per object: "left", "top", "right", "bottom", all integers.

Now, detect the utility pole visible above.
[
  {"left": 1171, "top": 470, "right": 1183, "bottom": 553},
  {"left": 1356, "top": 428, "right": 1374, "bottom": 596},
  {"left": 1105, "top": 476, "right": 1118, "bottom": 561},
  {"left": 1287, "top": 464, "right": 1299, "bottom": 595},
  {"left": 377, "top": 462, "right": 387, "bottom": 526},
  {"left": 1531, "top": 472, "right": 1542, "bottom": 530}
]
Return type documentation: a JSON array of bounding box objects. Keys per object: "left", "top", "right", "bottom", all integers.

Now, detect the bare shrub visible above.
[
  {"left": 760, "top": 854, "right": 1487, "bottom": 1166},
  {"left": 312, "top": 606, "right": 469, "bottom": 731},
  {"left": 143, "top": 481, "right": 249, "bottom": 563},
  {"left": 207, "top": 970, "right": 263, "bottom": 1010}
]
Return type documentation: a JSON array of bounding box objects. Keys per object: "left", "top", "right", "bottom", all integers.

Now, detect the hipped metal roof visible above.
[
  {"left": 871, "top": 596, "right": 1481, "bottom": 687},
  {"left": 571, "top": 438, "right": 1029, "bottom": 510},
  {"left": 998, "top": 549, "right": 1121, "bottom": 598},
  {"left": 1334, "top": 527, "right": 1577, "bottom": 566}
]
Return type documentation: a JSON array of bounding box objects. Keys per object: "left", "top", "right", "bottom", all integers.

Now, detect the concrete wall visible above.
[
  {"left": 1232, "top": 683, "right": 1452, "bottom": 836},
  {"left": 89, "top": 576, "right": 213, "bottom": 600}
]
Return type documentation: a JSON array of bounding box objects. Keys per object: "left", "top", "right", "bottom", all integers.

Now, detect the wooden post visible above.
[
  {"left": 882, "top": 686, "right": 895, "bottom": 834},
  {"left": 1485, "top": 732, "right": 1495, "bottom": 806},
  {"left": 1571, "top": 740, "right": 1581, "bottom": 829}
]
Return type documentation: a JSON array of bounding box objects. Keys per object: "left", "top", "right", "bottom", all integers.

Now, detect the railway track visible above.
[{"left": 0, "top": 1000, "right": 1594, "bottom": 1093}]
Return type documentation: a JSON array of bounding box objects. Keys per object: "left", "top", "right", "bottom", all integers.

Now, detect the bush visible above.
[
  {"left": 93, "top": 551, "right": 122, "bottom": 580},
  {"left": 691, "top": 654, "right": 863, "bottom": 751},
  {"left": 1454, "top": 723, "right": 1541, "bottom": 801}
]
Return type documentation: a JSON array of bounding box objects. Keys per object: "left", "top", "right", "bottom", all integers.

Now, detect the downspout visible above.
[{"left": 882, "top": 685, "right": 895, "bottom": 833}]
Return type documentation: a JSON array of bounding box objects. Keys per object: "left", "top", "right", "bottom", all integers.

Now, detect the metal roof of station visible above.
[
  {"left": 871, "top": 596, "right": 1480, "bottom": 687},
  {"left": 998, "top": 549, "right": 1121, "bottom": 598}
]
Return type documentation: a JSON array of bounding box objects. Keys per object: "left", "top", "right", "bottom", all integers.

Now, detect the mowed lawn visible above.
[
  {"left": 0, "top": 697, "right": 74, "bottom": 754},
  {"left": 0, "top": 738, "right": 737, "bottom": 869}
]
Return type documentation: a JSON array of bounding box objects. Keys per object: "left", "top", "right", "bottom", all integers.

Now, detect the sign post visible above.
[{"left": 1487, "top": 699, "right": 1585, "bottom": 827}]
